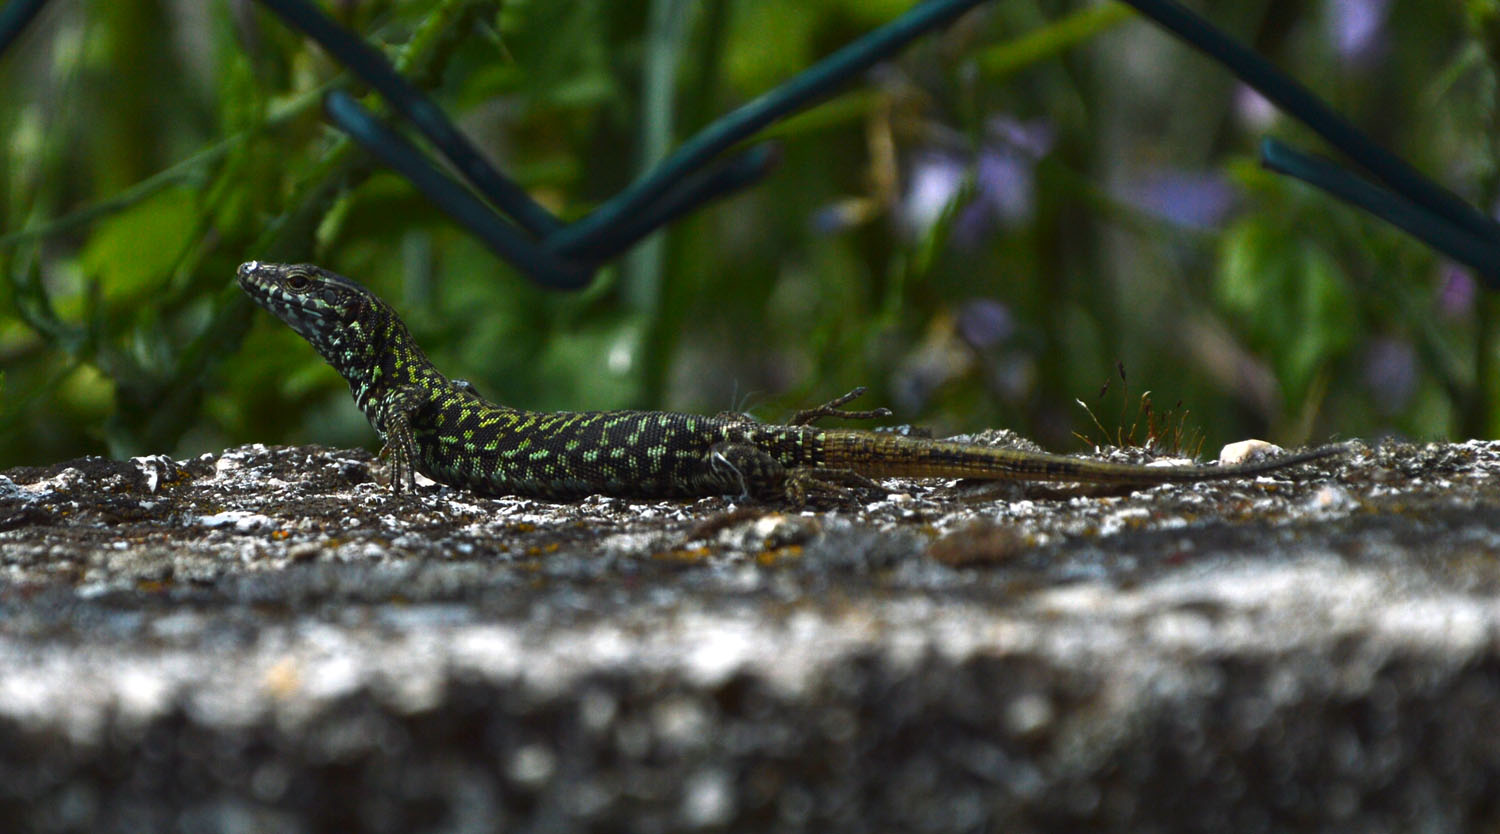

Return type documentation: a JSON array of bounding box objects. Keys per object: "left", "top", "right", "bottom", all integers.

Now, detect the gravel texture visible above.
[{"left": 2, "top": 437, "right": 1498, "bottom": 832}]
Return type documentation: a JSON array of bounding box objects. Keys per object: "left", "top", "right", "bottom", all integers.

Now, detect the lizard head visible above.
[{"left": 237, "top": 261, "right": 387, "bottom": 366}]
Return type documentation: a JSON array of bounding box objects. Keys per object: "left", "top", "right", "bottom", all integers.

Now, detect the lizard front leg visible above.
[{"left": 375, "top": 384, "right": 431, "bottom": 494}]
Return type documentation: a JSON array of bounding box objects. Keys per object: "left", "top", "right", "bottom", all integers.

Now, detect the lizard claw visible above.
[{"left": 377, "top": 439, "right": 419, "bottom": 494}]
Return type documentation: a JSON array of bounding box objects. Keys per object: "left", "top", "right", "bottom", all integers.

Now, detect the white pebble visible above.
[{"left": 1218, "top": 439, "right": 1283, "bottom": 465}]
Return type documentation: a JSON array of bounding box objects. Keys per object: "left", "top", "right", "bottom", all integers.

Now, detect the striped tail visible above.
[{"left": 819, "top": 431, "right": 1346, "bottom": 484}]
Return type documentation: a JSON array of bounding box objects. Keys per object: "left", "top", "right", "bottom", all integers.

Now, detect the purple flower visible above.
[
  {"left": 955, "top": 299, "right": 1014, "bottom": 349},
  {"left": 1120, "top": 169, "right": 1239, "bottom": 230},
  {"left": 1436, "top": 263, "right": 1476, "bottom": 319},
  {"left": 974, "top": 116, "right": 1056, "bottom": 229},
  {"left": 985, "top": 115, "right": 1055, "bottom": 160},
  {"left": 900, "top": 150, "right": 969, "bottom": 236},
  {"left": 1362, "top": 337, "right": 1416, "bottom": 415},
  {"left": 1326, "top": 0, "right": 1391, "bottom": 64},
  {"left": 948, "top": 150, "right": 1034, "bottom": 248},
  {"left": 898, "top": 116, "right": 1056, "bottom": 245},
  {"left": 1235, "top": 85, "right": 1278, "bottom": 131},
  {"left": 976, "top": 149, "right": 1035, "bottom": 224}
]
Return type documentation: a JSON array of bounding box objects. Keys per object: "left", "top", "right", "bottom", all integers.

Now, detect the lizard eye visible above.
[{"left": 284, "top": 272, "right": 312, "bottom": 292}]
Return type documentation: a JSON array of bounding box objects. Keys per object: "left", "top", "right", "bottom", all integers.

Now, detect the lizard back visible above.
[{"left": 413, "top": 402, "right": 824, "bottom": 499}]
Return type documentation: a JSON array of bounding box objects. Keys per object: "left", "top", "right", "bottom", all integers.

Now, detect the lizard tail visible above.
[{"left": 818, "top": 431, "right": 1347, "bottom": 484}]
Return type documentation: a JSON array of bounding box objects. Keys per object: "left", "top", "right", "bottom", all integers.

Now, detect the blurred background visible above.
[{"left": 0, "top": 0, "right": 1492, "bottom": 468}]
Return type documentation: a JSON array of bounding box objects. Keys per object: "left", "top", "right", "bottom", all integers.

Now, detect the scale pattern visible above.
[
  {"left": 415, "top": 404, "right": 822, "bottom": 499},
  {"left": 237, "top": 261, "right": 1342, "bottom": 501}
]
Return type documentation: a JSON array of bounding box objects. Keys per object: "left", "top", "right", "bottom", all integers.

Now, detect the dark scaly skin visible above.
[{"left": 236, "top": 262, "right": 1345, "bottom": 501}]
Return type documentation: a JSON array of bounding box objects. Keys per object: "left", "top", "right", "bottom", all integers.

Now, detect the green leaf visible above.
[
  {"left": 498, "top": 0, "right": 617, "bottom": 108},
  {"left": 725, "top": 0, "right": 819, "bottom": 92},
  {"left": 1215, "top": 218, "right": 1358, "bottom": 396},
  {"left": 79, "top": 186, "right": 197, "bottom": 299},
  {"left": 833, "top": 0, "right": 918, "bottom": 26},
  {"left": 536, "top": 312, "right": 650, "bottom": 410},
  {"left": 978, "top": 3, "right": 1136, "bottom": 80}
]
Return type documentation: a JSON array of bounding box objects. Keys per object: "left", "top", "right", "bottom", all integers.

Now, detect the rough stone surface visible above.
[{"left": 1, "top": 437, "right": 1498, "bottom": 832}]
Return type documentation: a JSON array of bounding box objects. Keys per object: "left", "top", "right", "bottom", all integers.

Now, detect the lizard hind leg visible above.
[
  {"left": 789, "top": 386, "right": 893, "bottom": 427},
  {"left": 783, "top": 467, "right": 889, "bottom": 505},
  {"left": 706, "top": 442, "right": 887, "bottom": 504},
  {"left": 707, "top": 442, "right": 890, "bottom": 504},
  {"left": 707, "top": 442, "right": 787, "bottom": 501}
]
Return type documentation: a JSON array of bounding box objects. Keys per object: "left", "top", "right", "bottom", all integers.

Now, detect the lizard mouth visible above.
[
  {"left": 236, "top": 261, "right": 273, "bottom": 299},
  {"left": 237, "top": 261, "right": 309, "bottom": 308}
]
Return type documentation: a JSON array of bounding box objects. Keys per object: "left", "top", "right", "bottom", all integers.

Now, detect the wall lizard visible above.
[{"left": 237, "top": 261, "right": 1344, "bottom": 501}]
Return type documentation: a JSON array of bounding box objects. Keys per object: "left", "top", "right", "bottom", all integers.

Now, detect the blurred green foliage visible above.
[{"left": 0, "top": 0, "right": 1493, "bottom": 468}]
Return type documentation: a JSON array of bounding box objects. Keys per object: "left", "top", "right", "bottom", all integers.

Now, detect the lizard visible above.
[{"left": 236, "top": 261, "right": 1345, "bottom": 502}]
